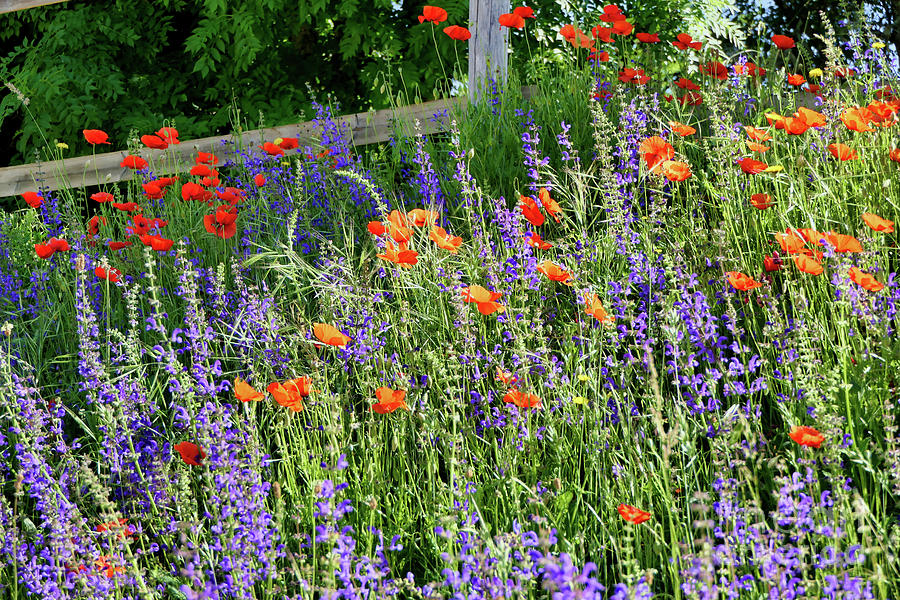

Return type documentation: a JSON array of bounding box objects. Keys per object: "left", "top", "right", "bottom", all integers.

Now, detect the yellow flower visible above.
[
  {"left": 808, "top": 68, "right": 823, "bottom": 78},
  {"left": 281, "top": 160, "right": 290, "bottom": 167},
  {"left": 577, "top": 374, "right": 589, "bottom": 382},
  {"left": 764, "top": 165, "right": 784, "bottom": 173},
  {"left": 572, "top": 396, "right": 588, "bottom": 405},
  {"left": 274, "top": 137, "right": 284, "bottom": 146},
  {"left": 873, "top": 42, "right": 886, "bottom": 49},
  {"left": 56, "top": 142, "right": 69, "bottom": 150}
]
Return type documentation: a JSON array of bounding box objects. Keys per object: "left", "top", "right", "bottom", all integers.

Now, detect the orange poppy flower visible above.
[
  {"left": 538, "top": 188, "right": 562, "bottom": 222},
  {"left": 503, "top": 390, "right": 541, "bottom": 408},
  {"left": 746, "top": 141, "right": 770, "bottom": 153},
  {"left": 661, "top": 160, "right": 691, "bottom": 181},
  {"left": 268, "top": 377, "right": 315, "bottom": 411},
  {"left": 520, "top": 195, "right": 545, "bottom": 227},
  {"left": 495, "top": 367, "right": 519, "bottom": 387},
  {"left": 83, "top": 129, "right": 111, "bottom": 145},
  {"left": 796, "top": 107, "right": 826, "bottom": 128},
  {"left": 537, "top": 261, "right": 573, "bottom": 285},
  {"left": 313, "top": 323, "right": 352, "bottom": 347},
  {"left": 771, "top": 34, "right": 795, "bottom": 49},
  {"left": 388, "top": 210, "right": 413, "bottom": 243},
  {"left": 750, "top": 193, "right": 772, "bottom": 210},
  {"left": 234, "top": 377, "right": 264, "bottom": 402},
  {"left": 461, "top": 285, "right": 505, "bottom": 315},
  {"left": 429, "top": 226, "right": 462, "bottom": 253},
  {"left": 827, "top": 143, "right": 858, "bottom": 161},
  {"left": 669, "top": 121, "right": 696, "bottom": 136},
  {"left": 848, "top": 267, "right": 883, "bottom": 292},
  {"left": 789, "top": 425, "right": 824, "bottom": 448},
  {"left": 443, "top": 25, "right": 471, "bottom": 40},
  {"left": 22, "top": 191, "right": 43, "bottom": 208},
  {"left": 95, "top": 518, "right": 133, "bottom": 538},
  {"left": 890, "top": 149, "right": 900, "bottom": 163},
  {"left": 418, "top": 5, "right": 447, "bottom": 23},
  {"left": 407, "top": 208, "right": 439, "bottom": 227},
  {"left": 841, "top": 107, "right": 875, "bottom": 132},
  {"left": 738, "top": 157, "right": 768, "bottom": 174},
  {"left": 373, "top": 387, "right": 409, "bottom": 414},
  {"left": 825, "top": 231, "right": 863, "bottom": 253},
  {"left": 174, "top": 441, "right": 205, "bottom": 466},
  {"left": 794, "top": 254, "right": 823, "bottom": 275},
  {"left": 775, "top": 231, "right": 806, "bottom": 254},
  {"left": 617, "top": 503, "right": 651, "bottom": 524},
  {"left": 726, "top": 271, "right": 762, "bottom": 291},
  {"left": 861, "top": 212, "right": 894, "bottom": 232},
  {"left": 782, "top": 116, "right": 809, "bottom": 135},
  {"left": 141, "top": 134, "right": 168, "bottom": 150},
  {"left": 744, "top": 126, "right": 772, "bottom": 141},
  {"left": 120, "top": 155, "right": 148, "bottom": 170},
  {"left": 584, "top": 293, "right": 613, "bottom": 324},
  {"left": 377, "top": 241, "right": 419, "bottom": 267},
  {"left": 94, "top": 555, "right": 125, "bottom": 579},
  {"left": 786, "top": 73, "right": 805, "bottom": 86},
  {"left": 498, "top": 12, "right": 526, "bottom": 28},
  {"left": 639, "top": 136, "right": 674, "bottom": 172},
  {"left": 525, "top": 231, "right": 553, "bottom": 249},
  {"left": 367, "top": 221, "right": 386, "bottom": 236}
]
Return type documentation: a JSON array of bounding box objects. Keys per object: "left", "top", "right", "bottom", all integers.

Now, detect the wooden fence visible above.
[{"left": 0, "top": 0, "right": 511, "bottom": 198}]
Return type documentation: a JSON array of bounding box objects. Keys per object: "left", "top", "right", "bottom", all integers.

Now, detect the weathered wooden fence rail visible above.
[{"left": 0, "top": 0, "right": 66, "bottom": 13}]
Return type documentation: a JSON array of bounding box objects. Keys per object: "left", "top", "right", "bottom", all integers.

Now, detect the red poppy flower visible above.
[
  {"left": 120, "top": 155, "right": 148, "bottom": 170},
  {"left": 669, "top": 121, "right": 696, "bottom": 136},
  {"left": 763, "top": 254, "right": 782, "bottom": 272},
  {"left": 88, "top": 215, "right": 106, "bottom": 236},
  {"left": 430, "top": 226, "right": 462, "bottom": 253},
  {"left": 141, "top": 182, "right": 164, "bottom": 200},
  {"left": 499, "top": 12, "right": 526, "bottom": 29},
  {"left": 495, "top": 367, "right": 519, "bottom": 387},
  {"left": 598, "top": 4, "right": 626, "bottom": 22},
  {"left": 861, "top": 212, "right": 893, "bottom": 233},
  {"left": 234, "top": 377, "right": 264, "bottom": 402},
  {"left": 112, "top": 202, "right": 141, "bottom": 213},
  {"left": 674, "top": 77, "right": 700, "bottom": 91},
  {"left": 139, "top": 234, "right": 174, "bottom": 252},
  {"left": 174, "top": 441, "right": 205, "bottom": 466},
  {"left": 254, "top": 173, "right": 266, "bottom": 187},
  {"left": 513, "top": 5, "right": 534, "bottom": 18},
  {"left": 95, "top": 518, "right": 133, "bottom": 538},
  {"left": 794, "top": 254, "right": 823, "bottom": 275},
  {"left": 672, "top": 33, "right": 702, "bottom": 50},
  {"left": 180, "top": 182, "right": 210, "bottom": 202},
  {"left": 503, "top": 390, "right": 541, "bottom": 408},
  {"left": 195, "top": 151, "right": 218, "bottom": 165},
  {"left": 261, "top": 142, "right": 284, "bottom": 156},
  {"left": 734, "top": 62, "right": 765, "bottom": 77},
  {"left": 635, "top": 32, "right": 659, "bottom": 43},
  {"left": 618, "top": 68, "right": 650, "bottom": 85},
  {"left": 95, "top": 266, "right": 121, "bottom": 283},
  {"left": 35, "top": 243, "right": 55, "bottom": 259},
  {"left": 771, "top": 34, "right": 795, "bottom": 49},
  {"left": 827, "top": 143, "right": 858, "bottom": 161},
  {"left": 156, "top": 127, "right": 179, "bottom": 144},
  {"left": 443, "top": 25, "right": 471, "bottom": 41},
  {"left": 789, "top": 426, "right": 823, "bottom": 448},
  {"left": 726, "top": 271, "right": 762, "bottom": 291},
  {"left": 141, "top": 134, "right": 168, "bottom": 150},
  {"left": 313, "top": 323, "right": 352, "bottom": 347},
  {"left": 538, "top": 188, "right": 561, "bottom": 222},
  {"left": 617, "top": 503, "right": 651, "bottom": 524},
  {"left": 277, "top": 137, "right": 298, "bottom": 150},
  {"left": 108, "top": 241, "right": 132, "bottom": 251},
  {"left": 639, "top": 137, "right": 674, "bottom": 172},
  {"left": 849, "top": 267, "right": 883, "bottom": 292},
  {"left": 22, "top": 191, "right": 43, "bottom": 208},
  {"left": 537, "top": 261, "right": 573, "bottom": 285},
  {"left": 678, "top": 91, "right": 702, "bottom": 106},
  {"left": 190, "top": 164, "right": 213, "bottom": 177},
  {"left": 661, "top": 160, "right": 691, "bottom": 181},
  {"left": 216, "top": 187, "right": 245, "bottom": 206},
  {"left": 520, "top": 195, "right": 545, "bottom": 227},
  {"left": 890, "top": 149, "right": 900, "bottom": 163},
  {"left": 373, "top": 387, "right": 409, "bottom": 414},
  {"left": 418, "top": 5, "right": 447, "bottom": 23},
  {"left": 750, "top": 193, "right": 773, "bottom": 210},
  {"left": 786, "top": 74, "right": 805, "bottom": 86},
  {"left": 48, "top": 238, "right": 69, "bottom": 252},
  {"left": 611, "top": 20, "right": 633, "bottom": 35},
  {"left": 367, "top": 221, "right": 386, "bottom": 236},
  {"left": 407, "top": 208, "right": 440, "bottom": 227},
  {"left": 525, "top": 231, "right": 553, "bottom": 249},
  {"left": 83, "top": 129, "right": 111, "bottom": 145},
  {"left": 738, "top": 157, "right": 768, "bottom": 174},
  {"left": 204, "top": 205, "right": 238, "bottom": 239},
  {"left": 590, "top": 25, "right": 613, "bottom": 43},
  {"left": 700, "top": 61, "right": 728, "bottom": 80},
  {"left": 268, "top": 377, "right": 316, "bottom": 411}
]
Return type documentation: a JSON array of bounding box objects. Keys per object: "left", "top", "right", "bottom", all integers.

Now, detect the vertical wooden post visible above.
[{"left": 468, "top": 0, "right": 510, "bottom": 105}]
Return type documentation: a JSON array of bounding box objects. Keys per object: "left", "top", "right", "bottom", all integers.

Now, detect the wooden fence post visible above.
[{"left": 468, "top": 0, "right": 510, "bottom": 105}]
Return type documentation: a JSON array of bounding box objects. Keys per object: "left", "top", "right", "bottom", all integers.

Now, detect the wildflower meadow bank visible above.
[{"left": 1, "top": 3, "right": 900, "bottom": 599}]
